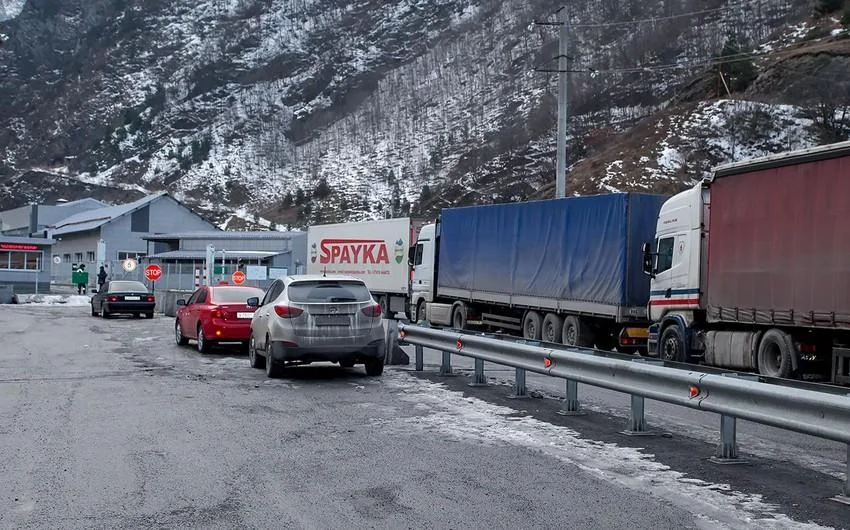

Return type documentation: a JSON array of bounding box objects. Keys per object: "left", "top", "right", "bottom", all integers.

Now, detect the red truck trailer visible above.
[{"left": 645, "top": 141, "right": 850, "bottom": 383}]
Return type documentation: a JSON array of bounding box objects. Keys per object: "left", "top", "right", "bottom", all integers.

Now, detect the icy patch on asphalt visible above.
[
  {"left": 381, "top": 373, "right": 829, "bottom": 530},
  {"left": 21, "top": 295, "right": 91, "bottom": 306}
]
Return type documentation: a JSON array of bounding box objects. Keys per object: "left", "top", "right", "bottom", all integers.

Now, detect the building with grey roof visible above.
[
  {"left": 0, "top": 235, "right": 56, "bottom": 294},
  {"left": 45, "top": 192, "right": 218, "bottom": 287},
  {"left": 0, "top": 198, "right": 108, "bottom": 237}
]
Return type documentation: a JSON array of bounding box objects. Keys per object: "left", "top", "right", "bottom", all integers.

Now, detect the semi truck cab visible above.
[{"left": 409, "top": 223, "right": 437, "bottom": 323}]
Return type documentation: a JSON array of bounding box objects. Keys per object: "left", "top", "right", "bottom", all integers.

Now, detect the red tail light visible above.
[
  {"left": 146, "top": 296, "right": 155, "bottom": 302},
  {"left": 107, "top": 296, "right": 118, "bottom": 302},
  {"left": 211, "top": 309, "right": 224, "bottom": 319},
  {"left": 274, "top": 305, "right": 303, "bottom": 318},
  {"left": 361, "top": 304, "right": 383, "bottom": 317}
]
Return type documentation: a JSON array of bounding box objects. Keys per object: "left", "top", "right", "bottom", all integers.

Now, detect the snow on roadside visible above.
[
  {"left": 379, "top": 372, "right": 829, "bottom": 530},
  {"left": 17, "top": 295, "right": 92, "bottom": 306}
]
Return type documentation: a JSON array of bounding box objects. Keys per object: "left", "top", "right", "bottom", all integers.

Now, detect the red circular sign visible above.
[
  {"left": 231, "top": 270, "right": 246, "bottom": 285},
  {"left": 144, "top": 264, "right": 163, "bottom": 282}
]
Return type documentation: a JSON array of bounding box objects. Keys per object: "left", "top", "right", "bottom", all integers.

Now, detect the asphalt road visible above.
[{"left": 0, "top": 304, "right": 847, "bottom": 529}]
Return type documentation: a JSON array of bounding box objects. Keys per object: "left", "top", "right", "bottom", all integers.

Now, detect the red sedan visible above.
[{"left": 175, "top": 285, "right": 265, "bottom": 353}]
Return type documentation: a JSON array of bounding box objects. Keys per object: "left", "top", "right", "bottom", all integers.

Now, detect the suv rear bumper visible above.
[{"left": 268, "top": 339, "right": 385, "bottom": 364}]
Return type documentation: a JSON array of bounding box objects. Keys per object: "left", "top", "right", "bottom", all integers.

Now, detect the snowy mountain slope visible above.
[
  {"left": 0, "top": 0, "right": 24, "bottom": 21},
  {"left": 0, "top": 0, "right": 845, "bottom": 227}
]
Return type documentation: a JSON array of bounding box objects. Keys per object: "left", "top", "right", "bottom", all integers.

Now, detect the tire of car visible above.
[
  {"left": 91, "top": 304, "right": 98, "bottom": 317},
  {"left": 364, "top": 358, "right": 384, "bottom": 376},
  {"left": 265, "top": 340, "right": 284, "bottom": 378},
  {"left": 197, "top": 326, "right": 212, "bottom": 354},
  {"left": 175, "top": 321, "right": 189, "bottom": 346},
  {"left": 100, "top": 305, "right": 110, "bottom": 319},
  {"left": 248, "top": 336, "right": 265, "bottom": 369}
]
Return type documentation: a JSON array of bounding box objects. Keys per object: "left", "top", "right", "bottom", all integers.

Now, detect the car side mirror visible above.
[
  {"left": 641, "top": 242, "right": 655, "bottom": 278},
  {"left": 176, "top": 299, "right": 186, "bottom": 306},
  {"left": 246, "top": 297, "right": 259, "bottom": 307}
]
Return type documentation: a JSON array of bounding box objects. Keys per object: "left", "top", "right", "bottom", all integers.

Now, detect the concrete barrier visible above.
[
  {"left": 0, "top": 285, "right": 15, "bottom": 304},
  {"left": 159, "top": 290, "right": 192, "bottom": 317}
]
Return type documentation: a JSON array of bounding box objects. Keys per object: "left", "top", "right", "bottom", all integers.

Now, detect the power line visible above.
[{"left": 571, "top": 4, "right": 743, "bottom": 29}]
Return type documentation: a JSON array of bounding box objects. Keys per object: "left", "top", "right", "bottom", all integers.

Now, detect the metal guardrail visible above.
[{"left": 398, "top": 323, "right": 850, "bottom": 502}]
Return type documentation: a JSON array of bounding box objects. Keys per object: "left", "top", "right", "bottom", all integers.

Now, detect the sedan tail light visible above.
[
  {"left": 211, "top": 309, "right": 224, "bottom": 319},
  {"left": 146, "top": 296, "right": 155, "bottom": 302},
  {"left": 107, "top": 296, "right": 118, "bottom": 302},
  {"left": 361, "top": 304, "right": 383, "bottom": 317},
  {"left": 274, "top": 305, "right": 303, "bottom": 318}
]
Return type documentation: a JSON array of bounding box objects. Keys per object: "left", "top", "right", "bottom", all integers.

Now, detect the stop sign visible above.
[
  {"left": 144, "top": 264, "right": 163, "bottom": 282},
  {"left": 232, "top": 270, "right": 246, "bottom": 285}
]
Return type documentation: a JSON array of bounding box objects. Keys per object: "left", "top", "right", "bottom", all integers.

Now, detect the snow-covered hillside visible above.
[
  {"left": 0, "top": 0, "right": 24, "bottom": 21},
  {"left": 0, "top": 0, "right": 847, "bottom": 227}
]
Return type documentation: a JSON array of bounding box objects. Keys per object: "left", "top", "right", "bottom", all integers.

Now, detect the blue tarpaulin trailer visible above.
[{"left": 430, "top": 193, "right": 667, "bottom": 347}]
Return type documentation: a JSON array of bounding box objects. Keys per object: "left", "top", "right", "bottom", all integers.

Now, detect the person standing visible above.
[
  {"left": 73, "top": 264, "right": 89, "bottom": 295},
  {"left": 97, "top": 265, "right": 108, "bottom": 292}
]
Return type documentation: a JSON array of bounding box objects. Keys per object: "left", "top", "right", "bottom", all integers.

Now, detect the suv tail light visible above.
[
  {"left": 274, "top": 305, "right": 303, "bottom": 318},
  {"left": 361, "top": 304, "right": 383, "bottom": 317}
]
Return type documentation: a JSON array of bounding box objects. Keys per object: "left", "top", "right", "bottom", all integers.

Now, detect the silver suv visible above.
[{"left": 247, "top": 275, "right": 386, "bottom": 378}]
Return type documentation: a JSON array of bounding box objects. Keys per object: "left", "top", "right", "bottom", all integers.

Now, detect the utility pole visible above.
[
  {"left": 535, "top": 6, "right": 570, "bottom": 199},
  {"left": 556, "top": 6, "right": 569, "bottom": 198}
]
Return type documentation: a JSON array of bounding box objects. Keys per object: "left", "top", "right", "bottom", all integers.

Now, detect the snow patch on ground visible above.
[
  {"left": 379, "top": 372, "right": 829, "bottom": 530},
  {"left": 18, "top": 295, "right": 91, "bottom": 306}
]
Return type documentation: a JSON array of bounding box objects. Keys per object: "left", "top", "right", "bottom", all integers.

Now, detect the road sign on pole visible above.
[
  {"left": 231, "top": 270, "right": 246, "bottom": 285},
  {"left": 144, "top": 264, "right": 163, "bottom": 282}
]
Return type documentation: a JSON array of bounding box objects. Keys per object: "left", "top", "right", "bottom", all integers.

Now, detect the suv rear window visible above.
[{"left": 287, "top": 281, "right": 371, "bottom": 303}]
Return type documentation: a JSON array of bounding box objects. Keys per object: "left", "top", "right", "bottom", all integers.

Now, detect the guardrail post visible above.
[
  {"left": 439, "top": 351, "right": 454, "bottom": 376},
  {"left": 506, "top": 368, "right": 528, "bottom": 399},
  {"left": 557, "top": 379, "right": 586, "bottom": 416},
  {"left": 468, "top": 358, "right": 487, "bottom": 387},
  {"left": 845, "top": 444, "right": 849, "bottom": 498},
  {"left": 710, "top": 373, "right": 753, "bottom": 465},
  {"left": 414, "top": 345, "right": 424, "bottom": 372},
  {"left": 620, "top": 394, "right": 657, "bottom": 436}
]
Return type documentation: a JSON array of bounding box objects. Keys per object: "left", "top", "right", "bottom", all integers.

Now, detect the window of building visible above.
[
  {"left": 131, "top": 205, "right": 150, "bottom": 233},
  {"left": 74, "top": 252, "right": 83, "bottom": 263},
  {"left": 0, "top": 251, "right": 43, "bottom": 271},
  {"left": 118, "top": 251, "right": 147, "bottom": 261},
  {"left": 63, "top": 254, "right": 71, "bottom": 263},
  {"left": 86, "top": 251, "right": 95, "bottom": 262}
]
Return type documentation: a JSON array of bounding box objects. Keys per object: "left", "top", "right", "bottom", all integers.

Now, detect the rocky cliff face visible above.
[{"left": 1, "top": 0, "right": 846, "bottom": 229}]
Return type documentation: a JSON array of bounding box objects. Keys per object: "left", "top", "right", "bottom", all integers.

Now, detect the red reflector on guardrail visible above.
[
  {"left": 456, "top": 339, "right": 463, "bottom": 350},
  {"left": 544, "top": 358, "right": 552, "bottom": 368},
  {"left": 689, "top": 385, "right": 700, "bottom": 398},
  {"left": 399, "top": 329, "right": 406, "bottom": 338}
]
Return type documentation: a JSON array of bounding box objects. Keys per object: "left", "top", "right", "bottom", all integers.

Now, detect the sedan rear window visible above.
[
  {"left": 108, "top": 281, "right": 148, "bottom": 293},
  {"left": 212, "top": 287, "right": 265, "bottom": 304},
  {"left": 287, "top": 281, "right": 371, "bottom": 303}
]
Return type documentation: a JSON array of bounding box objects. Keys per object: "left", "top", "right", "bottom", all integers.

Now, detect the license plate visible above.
[
  {"left": 315, "top": 315, "right": 349, "bottom": 326},
  {"left": 237, "top": 312, "right": 253, "bottom": 319},
  {"left": 124, "top": 296, "right": 141, "bottom": 301}
]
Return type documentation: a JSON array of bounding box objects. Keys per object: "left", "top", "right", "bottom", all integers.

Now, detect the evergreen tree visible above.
[{"left": 719, "top": 33, "right": 758, "bottom": 93}]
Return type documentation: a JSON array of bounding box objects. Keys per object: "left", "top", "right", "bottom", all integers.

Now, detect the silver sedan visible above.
[{"left": 247, "top": 275, "right": 386, "bottom": 378}]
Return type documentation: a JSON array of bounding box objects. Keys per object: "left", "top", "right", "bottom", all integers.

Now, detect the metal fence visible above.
[
  {"left": 398, "top": 323, "right": 850, "bottom": 501},
  {"left": 52, "top": 260, "right": 274, "bottom": 293}
]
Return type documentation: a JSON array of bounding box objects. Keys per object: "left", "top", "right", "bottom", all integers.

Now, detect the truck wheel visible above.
[
  {"left": 757, "top": 329, "right": 795, "bottom": 379},
  {"left": 523, "top": 311, "right": 542, "bottom": 340},
  {"left": 542, "top": 313, "right": 563, "bottom": 343},
  {"left": 414, "top": 300, "right": 425, "bottom": 323},
  {"left": 659, "top": 325, "right": 686, "bottom": 362},
  {"left": 452, "top": 304, "right": 467, "bottom": 330},
  {"left": 562, "top": 316, "right": 594, "bottom": 347}
]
